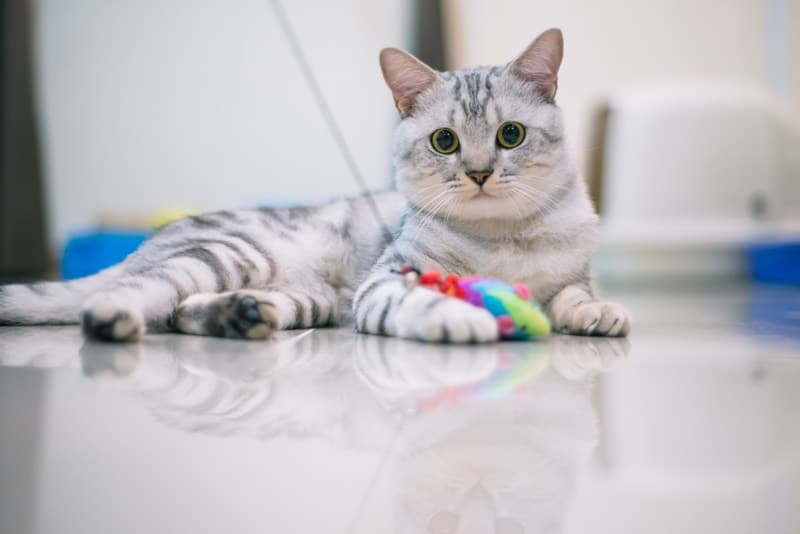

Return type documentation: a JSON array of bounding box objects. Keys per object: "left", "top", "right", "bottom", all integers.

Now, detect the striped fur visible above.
[{"left": 0, "top": 29, "right": 630, "bottom": 342}]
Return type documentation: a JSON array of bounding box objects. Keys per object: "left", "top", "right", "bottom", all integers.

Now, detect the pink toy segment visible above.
[
  {"left": 513, "top": 283, "right": 530, "bottom": 301},
  {"left": 497, "top": 315, "right": 515, "bottom": 336}
]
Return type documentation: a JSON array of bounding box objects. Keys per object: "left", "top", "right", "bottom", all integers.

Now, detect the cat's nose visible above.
[{"left": 466, "top": 169, "right": 493, "bottom": 186}]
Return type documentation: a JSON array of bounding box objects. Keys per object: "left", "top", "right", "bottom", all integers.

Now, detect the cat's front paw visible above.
[
  {"left": 81, "top": 295, "right": 145, "bottom": 342},
  {"left": 394, "top": 290, "right": 499, "bottom": 344},
  {"left": 551, "top": 289, "right": 631, "bottom": 337}
]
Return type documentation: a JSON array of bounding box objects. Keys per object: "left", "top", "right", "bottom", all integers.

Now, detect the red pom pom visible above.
[{"left": 420, "top": 270, "right": 442, "bottom": 285}]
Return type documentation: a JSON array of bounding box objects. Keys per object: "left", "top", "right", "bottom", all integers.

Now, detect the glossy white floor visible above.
[{"left": 1, "top": 286, "right": 799, "bottom": 534}]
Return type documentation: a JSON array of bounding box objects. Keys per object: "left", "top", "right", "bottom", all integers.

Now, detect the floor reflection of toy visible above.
[
  {"left": 418, "top": 347, "right": 550, "bottom": 413},
  {"left": 394, "top": 267, "right": 551, "bottom": 340}
]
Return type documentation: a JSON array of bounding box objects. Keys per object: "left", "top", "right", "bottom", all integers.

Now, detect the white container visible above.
[{"left": 596, "top": 80, "right": 800, "bottom": 281}]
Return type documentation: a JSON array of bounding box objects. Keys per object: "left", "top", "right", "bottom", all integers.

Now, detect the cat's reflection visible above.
[
  {"left": 353, "top": 336, "right": 627, "bottom": 534},
  {"left": 80, "top": 330, "right": 394, "bottom": 446},
  {"left": 0, "top": 326, "right": 84, "bottom": 368},
  {"left": 79, "top": 331, "right": 629, "bottom": 532}
]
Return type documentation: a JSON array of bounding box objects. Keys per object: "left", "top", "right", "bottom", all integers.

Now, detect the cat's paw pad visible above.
[
  {"left": 81, "top": 296, "right": 145, "bottom": 342},
  {"left": 226, "top": 293, "right": 279, "bottom": 339},
  {"left": 178, "top": 291, "right": 279, "bottom": 339},
  {"left": 396, "top": 292, "right": 499, "bottom": 344},
  {"left": 555, "top": 300, "right": 631, "bottom": 337}
]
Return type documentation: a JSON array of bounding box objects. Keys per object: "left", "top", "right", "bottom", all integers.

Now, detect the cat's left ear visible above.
[
  {"left": 508, "top": 28, "right": 564, "bottom": 102},
  {"left": 379, "top": 48, "right": 439, "bottom": 117}
]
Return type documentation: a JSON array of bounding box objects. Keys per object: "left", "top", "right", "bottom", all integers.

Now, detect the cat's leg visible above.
[
  {"left": 175, "top": 286, "right": 337, "bottom": 339},
  {"left": 80, "top": 233, "right": 278, "bottom": 341},
  {"left": 353, "top": 271, "right": 499, "bottom": 344},
  {"left": 545, "top": 284, "right": 631, "bottom": 337},
  {"left": 80, "top": 273, "right": 203, "bottom": 342}
]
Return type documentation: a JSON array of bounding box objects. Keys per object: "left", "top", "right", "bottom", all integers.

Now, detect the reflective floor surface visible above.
[{"left": 1, "top": 285, "right": 799, "bottom": 534}]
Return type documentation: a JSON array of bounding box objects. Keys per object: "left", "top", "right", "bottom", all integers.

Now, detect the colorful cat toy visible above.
[{"left": 394, "top": 267, "right": 551, "bottom": 340}]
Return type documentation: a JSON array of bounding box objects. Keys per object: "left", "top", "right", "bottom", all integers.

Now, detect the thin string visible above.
[
  {"left": 268, "top": 0, "right": 395, "bottom": 244},
  {"left": 344, "top": 418, "right": 406, "bottom": 533},
  {"left": 269, "top": 4, "right": 405, "bottom": 528}
]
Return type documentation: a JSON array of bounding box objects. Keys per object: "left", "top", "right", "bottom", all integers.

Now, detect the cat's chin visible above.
[{"left": 450, "top": 194, "right": 531, "bottom": 221}]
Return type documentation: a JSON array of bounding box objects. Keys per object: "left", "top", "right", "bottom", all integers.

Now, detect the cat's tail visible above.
[{"left": 0, "top": 265, "right": 123, "bottom": 325}]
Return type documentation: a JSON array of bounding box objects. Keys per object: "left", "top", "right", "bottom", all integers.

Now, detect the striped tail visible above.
[{"left": 0, "top": 266, "right": 122, "bottom": 325}]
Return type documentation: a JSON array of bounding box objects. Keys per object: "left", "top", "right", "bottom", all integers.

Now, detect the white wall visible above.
[
  {"left": 443, "top": 0, "right": 793, "bottom": 171},
  {"left": 795, "top": 0, "right": 800, "bottom": 105},
  {"left": 35, "top": 0, "right": 412, "bottom": 248},
  {"left": 34, "top": 0, "right": 797, "bottom": 251}
]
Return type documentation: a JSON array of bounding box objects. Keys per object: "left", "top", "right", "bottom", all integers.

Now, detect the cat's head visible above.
[{"left": 381, "top": 29, "right": 573, "bottom": 222}]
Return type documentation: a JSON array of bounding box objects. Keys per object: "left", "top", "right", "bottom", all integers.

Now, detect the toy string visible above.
[
  {"left": 269, "top": 4, "right": 403, "bottom": 526},
  {"left": 268, "top": 0, "right": 395, "bottom": 245}
]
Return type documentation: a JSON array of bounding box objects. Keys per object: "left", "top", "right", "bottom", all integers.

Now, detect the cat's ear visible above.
[
  {"left": 379, "top": 48, "right": 439, "bottom": 117},
  {"left": 508, "top": 28, "right": 564, "bottom": 102}
]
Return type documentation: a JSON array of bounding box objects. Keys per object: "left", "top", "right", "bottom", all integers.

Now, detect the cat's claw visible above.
[{"left": 555, "top": 300, "right": 631, "bottom": 337}]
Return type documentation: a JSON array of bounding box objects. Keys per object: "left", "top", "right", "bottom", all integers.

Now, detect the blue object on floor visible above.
[
  {"left": 744, "top": 285, "right": 800, "bottom": 341},
  {"left": 744, "top": 240, "right": 800, "bottom": 286},
  {"left": 61, "top": 230, "right": 149, "bottom": 280}
]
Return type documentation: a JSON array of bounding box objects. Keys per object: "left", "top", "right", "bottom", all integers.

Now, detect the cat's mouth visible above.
[{"left": 469, "top": 190, "right": 500, "bottom": 201}]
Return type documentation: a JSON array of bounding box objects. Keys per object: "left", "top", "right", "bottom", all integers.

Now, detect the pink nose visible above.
[{"left": 466, "top": 170, "right": 492, "bottom": 186}]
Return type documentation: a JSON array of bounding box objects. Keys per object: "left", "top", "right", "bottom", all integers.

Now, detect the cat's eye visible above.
[
  {"left": 431, "top": 128, "right": 459, "bottom": 154},
  {"left": 497, "top": 121, "right": 526, "bottom": 149}
]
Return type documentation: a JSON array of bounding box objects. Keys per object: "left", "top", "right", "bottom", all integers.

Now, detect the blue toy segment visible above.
[
  {"left": 456, "top": 277, "right": 551, "bottom": 340},
  {"left": 481, "top": 289, "right": 510, "bottom": 317},
  {"left": 463, "top": 279, "right": 516, "bottom": 314}
]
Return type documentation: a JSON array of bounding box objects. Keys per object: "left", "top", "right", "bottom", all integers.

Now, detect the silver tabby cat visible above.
[{"left": 0, "top": 29, "right": 631, "bottom": 343}]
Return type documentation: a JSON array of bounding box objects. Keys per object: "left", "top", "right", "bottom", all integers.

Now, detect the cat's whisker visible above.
[
  {"left": 504, "top": 189, "right": 527, "bottom": 222},
  {"left": 410, "top": 187, "right": 450, "bottom": 215},
  {"left": 406, "top": 189, "right": 452, "bottom": 250},
  {"left": 417, "top": 194, "right": 452, "bottom": 236},
  {"left": 408, "top": 197, "right": 449, "bottom": 240},
  {"left": 508, "top": 185, "right": 550, "bottom": 216},
  {"left": 511, "top": 185, "right": 550, "bottom": 210},
  {"left": 512, "top": 184, "right": 564, "bottom": 218},
  {"left": 508, "top": 193, "right": 526, "bottom": 222}
]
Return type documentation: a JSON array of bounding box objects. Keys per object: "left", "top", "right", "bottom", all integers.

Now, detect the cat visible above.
[{"left": 0, "top": 29, "right": 631, "bottom": 343}]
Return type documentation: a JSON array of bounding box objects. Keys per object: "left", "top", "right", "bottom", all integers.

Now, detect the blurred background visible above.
[
  {"left": 1, "top": 4, "right": 799, "bottom": 534},
  {"left": 0, "top": 0, "right": 798, "bottom": 285}
]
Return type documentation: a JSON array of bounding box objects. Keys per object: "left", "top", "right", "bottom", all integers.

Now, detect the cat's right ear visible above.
[{"left": 379, "top": 48, "right": 439, "bottom": 118}]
